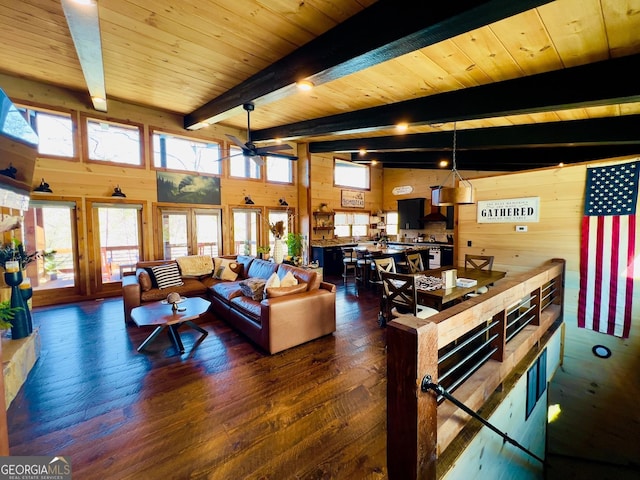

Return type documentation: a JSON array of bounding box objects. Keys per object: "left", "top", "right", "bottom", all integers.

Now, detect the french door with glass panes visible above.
[
  {"left": 158, "top": 208, "right": 222, "bottom": 260},
  {"left": 91, "top": 203, "right": 143, "bottom": 293}
]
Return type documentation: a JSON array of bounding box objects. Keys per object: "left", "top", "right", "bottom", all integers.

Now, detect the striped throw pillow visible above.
[{"left": 151, "top": 263, "right": 184, "bottom": 289}]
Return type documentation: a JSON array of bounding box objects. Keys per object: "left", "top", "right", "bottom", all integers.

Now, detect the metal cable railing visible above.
[{"left": 421, "top": 375, "right": 545, "bottom": 465}]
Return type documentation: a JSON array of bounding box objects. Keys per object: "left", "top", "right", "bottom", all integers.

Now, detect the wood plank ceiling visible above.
[{"left": 0, "top": 0, "right": 638, "bottom": 171}]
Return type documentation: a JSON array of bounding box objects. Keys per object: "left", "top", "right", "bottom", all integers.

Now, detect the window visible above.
[
  {"left": 86, "top": 118, "right": 142, "bottom": 165},
  {"left": 334, "top": 212, "right": 369, "bottom": 238},
  {"left": 229, "top": 146, "right": 260, "bottom": 179},
  {"left": 266, "top": 156, "right": 293, "bottom": 183},
  {"left": 19, "top": 107, "right": 74, "bottom": 157},
  {"left": 334, "top": 158, "right": 369, "bottom": 190},
  {"left": 22, "top": 202, "right": 77, "bottom": 291},
  {"left": 233, "top": 209, "right": 259, "bottom": 255},
  {"left": 385, "top": 212, "right": 399, "bottom": 236},
  {"left": 152, "top": 131, "right": 221, "bottom": 175}
]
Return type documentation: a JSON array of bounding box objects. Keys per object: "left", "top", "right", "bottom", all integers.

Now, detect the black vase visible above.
[{"left": 4, "top": 271, "right": 30, "bottom": 340}]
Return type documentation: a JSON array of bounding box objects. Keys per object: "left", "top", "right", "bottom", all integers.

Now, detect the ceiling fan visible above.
[{"left": 226, "top": 103, "right": 298, "bottom": 165}]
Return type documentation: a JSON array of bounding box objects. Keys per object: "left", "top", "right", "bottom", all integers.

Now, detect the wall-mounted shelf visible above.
[{"left": 313, "top": 211, "right": 335, "bottom": 231}]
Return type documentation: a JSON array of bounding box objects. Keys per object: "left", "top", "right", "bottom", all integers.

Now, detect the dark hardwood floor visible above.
[
  {"left": 7, "top": 274, "right": 627, "bottom": 479},
  {"left": 7, "top": 275, "right": 388, "bottom": 479}
]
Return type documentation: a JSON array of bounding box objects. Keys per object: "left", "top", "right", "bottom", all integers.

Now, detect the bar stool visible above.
[
  {"left": 341, "top": 247, "right": 358, "bottom": 285},
  {"left": 355, "top": 249, "right": 371, "bottom": 287}
]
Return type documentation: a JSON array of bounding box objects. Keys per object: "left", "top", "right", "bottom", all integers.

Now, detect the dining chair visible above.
[
  {"left": 380, "top": 271, "right": 439, "bottom": 324},
  {"left": 464, "top": 254, "right": 495, "bottom": 295},
  {"left": 370, "top": 256, "right": 396, "bottom": 290},
  {"left": 405, "top": 251, "right": 424, "bottom": 274}
]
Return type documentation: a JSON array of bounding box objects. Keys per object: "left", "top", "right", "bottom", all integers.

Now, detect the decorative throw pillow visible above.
[
  {"left": 176, "top": 255, "right": 213, "bottom": 276},
  {"left": 213, "top": 258, "right": 239, "bottom": 281},
  {"left": 265, "top": 283, "right": 307, "bottom": 298},
  {"left": 280, "top": 271, "right": 298, "bottom": 287},
  {"left": 239, "top": 277, "right": 266, "bottom": 301},
  {"left": 138, "top": 270, "right": 152, "bottom": 291},
  {"left": 150, "top": 263, "right": 184, "bottom": 289},
  {"left": 144, "top": 267, "right": 159, "bottom": 289},
  {"left": 265, "top": 272, "right": 280, "bottom": 289}
]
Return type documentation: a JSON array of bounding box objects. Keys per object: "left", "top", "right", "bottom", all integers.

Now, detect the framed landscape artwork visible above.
[{"left": 156, "top": 172, "right": 221, "bottom": 205}]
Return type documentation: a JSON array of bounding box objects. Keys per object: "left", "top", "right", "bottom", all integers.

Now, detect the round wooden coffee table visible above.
[{"left": 131, "top": 297, "right": 210, "bottom": 354}]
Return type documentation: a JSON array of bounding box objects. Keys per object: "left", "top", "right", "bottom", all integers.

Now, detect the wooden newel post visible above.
[{"left": 387, "top": 318, "right": 439, "bottom": 480}]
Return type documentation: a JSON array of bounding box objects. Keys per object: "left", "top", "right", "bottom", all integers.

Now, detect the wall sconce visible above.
[
  {"left": 244, "top": 195, "right": 255, "bottom": 205},
  {"left": 33, "top": 178, "right": 53, "bottom": 193},
  {"left": 112, "top": 185, "right": 126, "bottom": 197},
  {"left": 279, "top": 198, "right": 288, "bottom": 206}
]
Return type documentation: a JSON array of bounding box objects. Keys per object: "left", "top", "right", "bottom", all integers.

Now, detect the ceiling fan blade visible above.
[
  {"left": 265, "top": 152, "right": 299, "bottom": 161},
  {"left": 226, "top": 134, "right": 249, "bottom": 151},
  {"left": 249, "top": 154, "right": 264, "bottom": 166},
  {"left": 256, "top": 144, "right": 291, "bottom": 155}
]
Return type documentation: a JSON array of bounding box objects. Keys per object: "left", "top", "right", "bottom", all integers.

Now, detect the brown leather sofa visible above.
[{"left": 122, "top": 255, "right": 336, "bottom": 354}]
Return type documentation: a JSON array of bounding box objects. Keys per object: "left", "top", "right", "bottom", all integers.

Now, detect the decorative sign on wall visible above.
[
  {"left": 477, "top": 197, "right": 540, "bottom": 223},
  {"left": 341, "top": 189, "right": 365, "bottom": 208},
  {"left": 392, "top": 185, "right": 414, "bottom": 195}
]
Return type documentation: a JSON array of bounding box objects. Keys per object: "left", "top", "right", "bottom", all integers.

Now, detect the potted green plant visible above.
[
  {"left": 286, "top": 232, "right": 303, "bottom": 258},
  {"left": 0, "top": 300, "right": 22, "bottom": 331},
  {"left": 257, "top": 245, "right": 271, "bottom": 260},
  {"left": 44, "top": 253, "right": 62, "bottom": 281},
  {"left": 0, "top": 240, "right": 52, "bottom": 271}
]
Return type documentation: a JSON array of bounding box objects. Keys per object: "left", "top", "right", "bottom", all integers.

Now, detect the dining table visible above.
[{"left": 415, "top": 266, "right": 507, "bottom": 310}]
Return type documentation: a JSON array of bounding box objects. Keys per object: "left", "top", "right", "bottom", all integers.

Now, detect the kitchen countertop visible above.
[{"left": 310, "top": 240, "right": 453, "bottom": 249}]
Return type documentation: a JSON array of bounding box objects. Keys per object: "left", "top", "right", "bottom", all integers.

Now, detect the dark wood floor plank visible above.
[
  {"left": 7, "top": 277, "right": 390, "bottom": 479},
  {"left": 6, "top": 274, "right": 608, "bottom": 478}
]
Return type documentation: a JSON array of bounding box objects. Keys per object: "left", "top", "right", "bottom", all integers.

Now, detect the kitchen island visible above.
[{"left": 310, "top": 241, "right": 453, "bottom": 274}]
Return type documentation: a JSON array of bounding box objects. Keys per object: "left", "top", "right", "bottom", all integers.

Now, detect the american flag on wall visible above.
[{"left": 578, "top": 161, "right": 639, "bottom": 338}]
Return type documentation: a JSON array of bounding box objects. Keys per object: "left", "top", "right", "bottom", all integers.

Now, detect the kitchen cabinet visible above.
[
  {"left": 397, "top": 198, "right": 425, "bottom": 229},
  {"left": 312, "top": 246, "right": 344, "bottom": 275}
]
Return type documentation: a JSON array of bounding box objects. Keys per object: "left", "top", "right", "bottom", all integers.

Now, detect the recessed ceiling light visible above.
[
  {"left": 359, "top": 148, "right": 367, "bottom": 155},
  {"left": 439, "top": 160, "right": 449, "bottom": 168},
  {"left": 296, "top": 80, "right": 314, "bottom": 91},
  {"left": 371, "top": 160, "right": 378, "bottom": 165},
  {"left": 396, "top": 123, "right": 408, "bottom": 132}
]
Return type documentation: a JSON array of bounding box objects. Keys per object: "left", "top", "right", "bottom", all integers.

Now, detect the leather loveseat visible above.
[{"left": 122, "top": 255, "right": 336, "bottom": 354}]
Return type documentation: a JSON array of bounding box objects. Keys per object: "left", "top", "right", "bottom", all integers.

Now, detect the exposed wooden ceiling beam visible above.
[
  {"left": 184, "top": 0, "right": 554, "bottom": 129},
  {"left": 355, "top": 145, "right": 640, "bottom": 171},
  {"left": 254, "top": 54, "right": 640, "bottom": 142},
  {"left": 61, "top": 0, "right": 107, "bottom": 112},
  {"left": 309, "top": 115, "right": 640, "bottom": 153}
]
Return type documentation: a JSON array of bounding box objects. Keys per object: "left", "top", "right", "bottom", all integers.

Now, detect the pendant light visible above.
[{"left": 432, "top": 122, "right": 475, "bottom": 206}]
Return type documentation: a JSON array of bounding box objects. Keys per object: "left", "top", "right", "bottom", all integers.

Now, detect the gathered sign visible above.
[{"left": 477, "top": 197, "right": 540, "bottom": 223}]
